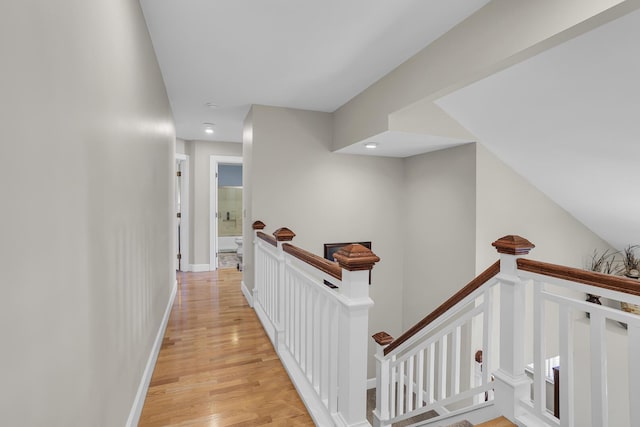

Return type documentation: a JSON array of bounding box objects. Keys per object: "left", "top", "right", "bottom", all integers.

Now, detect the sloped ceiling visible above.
[{"left": 436, "top": 7, "right": 640, "bottom": 249}]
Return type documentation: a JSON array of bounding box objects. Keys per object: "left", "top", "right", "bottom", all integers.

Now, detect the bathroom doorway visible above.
[{"left": 209, "top": 155, "right": 242, "bottom": 270}]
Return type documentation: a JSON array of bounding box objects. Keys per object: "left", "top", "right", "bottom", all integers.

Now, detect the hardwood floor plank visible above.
[{"left": 139, "top": 269, "right": 313, "bottom": 426}]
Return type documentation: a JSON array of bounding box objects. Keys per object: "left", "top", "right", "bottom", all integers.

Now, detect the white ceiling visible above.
[
  {"left": 436, "top": 7, "right": 640, "bottom": 250},
  {"left": 139, "top": 0, "right": 639, "bottom": 249},
  {"left": 138, "top": 0, "right": 490, "bottom": 142}
]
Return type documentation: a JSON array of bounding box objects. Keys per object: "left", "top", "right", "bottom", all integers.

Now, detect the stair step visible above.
[
  {"left": 445, "top": 421, "right": 473, "bottom": 427},
  {"left": 474, "top": 416, "right": 516, "bottom": 427}
]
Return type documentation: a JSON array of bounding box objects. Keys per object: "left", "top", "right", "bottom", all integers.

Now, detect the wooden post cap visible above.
[
  {"left": 372, "top": 331, "right": 394, "bottom": 346},
  {"left": 333, "top": 243, "right": 380, "bottom": 271},
  {"left": 273, "top": 227, "right": 295, "bottom": 242},
  {"left": 252, "top": 221, "right": 266, "bottom": 230},
  {"left": 492, "top": 235, "right": 535, "bottom": 255}
]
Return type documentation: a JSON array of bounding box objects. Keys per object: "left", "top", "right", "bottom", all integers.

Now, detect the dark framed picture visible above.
[{"left": 324, "top": 241, "right": 372, "bottom": 286}]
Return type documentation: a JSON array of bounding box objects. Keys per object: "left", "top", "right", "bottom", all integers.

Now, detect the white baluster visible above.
[
  {"left": 312, "top": 288, "right": 320, "bottom": 389},
  {"left": 440, "top": 334, "right": 448, "bottom": 400},
  {"left": 328, "top": 303, "right": 339, "bottom": 413},
  {"left": 284, "top": 270, "right": 290, "bottom": 349},
  {"left": 299, "top": 282, "right": 306, "bottom": 370},
  {"left": 306, "top": 286, "right": 313, "bottom": 378},
  {"left": 320, "top": 294, "right": 329, "bottom": 402},
  {"left": 390, "top": 363, "right": 397, "bottom": 419},
  {"left": 407, "top": 355, "right": 414, "bottom": 412},
  {"left": 559, "top": 304, "right": 574, "bottom": 427},
  {"left": 452, "top": 326, "right": 461, "bottom": 396},
  {"left": 629, "top": 323, "right": 640, "bottom": 427},
  {"left": 398, "top": 361, "right": 405, "bottom": 416},
  {"left": 482, "top": 286, "right": 493, "bottom": 388},
  {"left": 294, "top": 275, "right": 300, "bottom": 363},
  {"left": 428, "top": 343, "right": 435, "bottom": 404},
  {"left": 533, "top": 281, "right": 545, "bottom": 417},
  {"left": 417, "top": 349, "right": 424, "bottom": 408},
  {"left": 590, "top": 311, "right": 608, "bottom": 427}
]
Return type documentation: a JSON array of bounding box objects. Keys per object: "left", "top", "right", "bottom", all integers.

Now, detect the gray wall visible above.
[
  {"left": 245, "top": 127, "right": 621, "bottom": 417},
  {"left": 176, "top": 138, "right": 187, "bottom": 154},
  {"left": 242, "top": 108, "right": 254, "bottom": 293},
  {"left": 242, "top": 104, "right": 615, "bottom": 380},
  {"left": 402, "top": 145, "right": 477, "bottom": 329},
  {"left": 475, "top": 143, "right": 613, "bottom": 271},
  {"left": 0, "top": 1, "right": 175, "bottom": 425},
  {"left": 245, "top": 105, "right": 406, "bottom": 377}
]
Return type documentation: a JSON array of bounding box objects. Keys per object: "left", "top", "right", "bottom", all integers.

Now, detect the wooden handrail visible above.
[
  {"left": 518, "top": 258, "right": 640, "bottom": 296},
  {"left": 384, "top": 261, "right": 500, "bottom": 356},
  {"left": 257, "top": 231, "right": 277, "bottom": 247},
  {"left": 282, "top": 243, "right": 342, "bottom": 281}
]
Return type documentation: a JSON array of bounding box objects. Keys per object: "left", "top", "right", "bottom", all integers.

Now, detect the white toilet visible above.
[{"left": 235, "top": 237, "right": 243, "bottom": 270}]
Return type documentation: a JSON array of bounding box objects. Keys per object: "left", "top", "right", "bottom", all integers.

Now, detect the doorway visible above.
[
  {"left": 209, "top": 156, "right": 243, "bottom": 270},
  {"left": 175, "top": 154, "right": 190, "bottom": 271}
]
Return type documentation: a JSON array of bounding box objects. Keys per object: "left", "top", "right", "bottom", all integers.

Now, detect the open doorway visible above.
[
  {"left": 175, "top": 154, "right": 190, "bottom": 271},
  {"left": 210, "top": 155, "right": 243, "bottom": 270}
]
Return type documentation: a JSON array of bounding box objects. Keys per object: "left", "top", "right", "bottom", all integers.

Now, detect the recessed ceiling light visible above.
[
  {"left": 365, "top": 142, "right": 378, "bottom": 149},
  {"left": 203, "top": 122, "right": 215, "bottom": 134},
  {"left": 205, "top": 102, "right": 218, "bottom": 108}
]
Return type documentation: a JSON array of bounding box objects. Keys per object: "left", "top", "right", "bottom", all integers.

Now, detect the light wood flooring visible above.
[{"left": 139, "top": 269, "right": 313, "bottom": 426}]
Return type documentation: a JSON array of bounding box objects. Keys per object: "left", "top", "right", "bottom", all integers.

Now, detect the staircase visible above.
[
  {"left": 446, "top": 418, "right": 515, "bottom": 427},
  {"left": 367, "top": 388, "right": 514, "bottom": 427},
  {"left": 250, "top": 224, "right": 640, "bottom": 427},
  {"left": 474, "top": 417, "right": 515, "bottom": 427},
  {"left": 371, "top": 236, "right": 640, "bottom": 427}
]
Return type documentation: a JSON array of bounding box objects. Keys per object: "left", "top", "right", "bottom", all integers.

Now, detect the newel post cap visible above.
[
  {"left": 492, "top": 235, "right": 535, "bottom": 255},
  {"left": 372, "top": 331, "right": 394, "bottom": 346},
  {"left": 252, "top": 220, "right": 266, "bottom": 230},
  {"left": 273, "top": 227, "right": 296, "bottom": 242},
  {"left": 333, "top": 244, "right": 380, "bottom": 271}
]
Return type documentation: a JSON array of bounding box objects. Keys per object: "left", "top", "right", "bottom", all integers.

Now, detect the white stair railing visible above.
[
  {"left": 372, "top": 260, "right": 503, "bottom": 427},
  {"left": 517, "top": 257, "right": 640, "bottom": 427},
  {"left": 373, "top": 236, "right": 640, "bottom": 427},
  {"left": 251, "top": 221, "right": 379, "bottom": 427}
]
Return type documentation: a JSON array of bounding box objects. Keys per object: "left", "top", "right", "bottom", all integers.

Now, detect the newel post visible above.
[
  {"left": 491, "top": 235, "right": 535, "bottom": 422},
  {"left": 333, "top": 244, "right": 379, "bottom": 426},
  {"left": 273, "top": 227, "right": 295, "bottom": 344},
  {"left": 372, "top": 332, "right": 394, "bottom": 427},
  {"left": 251, "top": 221, "right": 266, "bottom": 307}
]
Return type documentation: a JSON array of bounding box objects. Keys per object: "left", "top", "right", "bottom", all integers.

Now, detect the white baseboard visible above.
[
  {"left": 190, "top": 264, "right": 210, "bottom": 272},
  {"left": 241, "top": 281, "right": 253, "bottom": 307},
  {"left": 367, "top": 378, "right": 376, "bottom": 389},
  {"left": 126, "top": 279, "right": 177, "bottom": 427}
]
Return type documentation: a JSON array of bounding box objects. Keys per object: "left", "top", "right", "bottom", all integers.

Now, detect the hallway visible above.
[{"left": 139, "top": 269, "right": 313, "bottom": 426}]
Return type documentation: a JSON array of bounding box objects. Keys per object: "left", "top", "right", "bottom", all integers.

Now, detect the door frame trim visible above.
[
  {"left": 175, "top": 153, "right": 190, "bottom": 271},
  {"left": 209, "top": 155, "right": 243, "bottom": 270}
]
